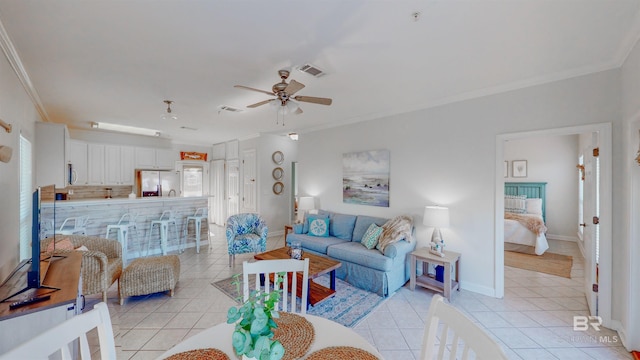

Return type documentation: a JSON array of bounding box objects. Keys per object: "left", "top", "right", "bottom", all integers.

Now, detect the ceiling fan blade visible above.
[
  {"left": 294, "top": 96, "right": 332, "bottom": 105},
  {"left": 234, "top": 85, "right": 274, "bottom": 96},
  {"left": 285, "top": 80, "right": 305, "bottom": 95},
  {"left": 247, "top": 99, "right": 274, "bottom": 108}
]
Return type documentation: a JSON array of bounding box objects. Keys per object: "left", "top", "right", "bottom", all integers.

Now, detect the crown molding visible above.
[{"left": 0, "top": 17, "right": 49, "bottom": 121}]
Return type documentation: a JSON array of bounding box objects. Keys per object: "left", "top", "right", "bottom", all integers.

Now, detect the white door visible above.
[
  {"left": 582, "top": 133, "right": 600, "bottom": 316},
  {"left": 242, "top": 149, "right": 257, "bottom": 212},
  {"left": 227, "top": 159, "right": 240, "bottom": 218},
  {"left": 209, "top": 160, "right": 226, "bottom": 225}
]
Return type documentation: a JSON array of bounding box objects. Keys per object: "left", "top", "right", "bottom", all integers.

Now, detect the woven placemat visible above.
[
  {"left": 164, "top": 348, "right": 229, "bottom": 360},
  {"left": 273, "top": 312, "right": 315, "bottom": 360},
  {"left": 306, "top": 346, "right": 380, "bottom": 360}
]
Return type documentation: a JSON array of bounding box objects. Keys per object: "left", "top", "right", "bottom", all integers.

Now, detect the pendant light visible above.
[{"left": 161, "top": 100, "right": 178, "bottom": 121}]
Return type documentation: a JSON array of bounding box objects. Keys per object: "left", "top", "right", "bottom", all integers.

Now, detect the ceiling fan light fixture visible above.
[{"left": 161, "top": 100, "right": 178, "bottom": 121}]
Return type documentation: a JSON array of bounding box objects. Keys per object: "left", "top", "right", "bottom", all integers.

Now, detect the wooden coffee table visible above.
[{"left": 254, "top": 247, "right": 342, "bottom": 307}]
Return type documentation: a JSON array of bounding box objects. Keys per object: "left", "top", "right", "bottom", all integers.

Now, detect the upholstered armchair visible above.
[
  {"left": 42, "top": 235, "right": 123, "bottom": 302},
  {"left": 226, "top": 213, "right": 268, "bottom": 267}
]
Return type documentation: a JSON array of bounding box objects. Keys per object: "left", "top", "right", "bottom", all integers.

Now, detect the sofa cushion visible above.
[
  {"left": 361, "top": 223, "right": 383, "bottom": 249},
  {"left": 303, "top": 213, "right": 329, "bottom": 233},
  {"left": 308, "top": 217, "right": 330, "bottom": 237},
  {"left": 352, "top": 215, "right": 388, "bottom": 242},
  {"left": 327, "top": 241, "right": 393, "bottom": 272},
  {"left": 286, "top": 233, "right": 346, "bottom": 255},
  {"left": 330, "top": 213, "right": 357, "bottom": 241}
]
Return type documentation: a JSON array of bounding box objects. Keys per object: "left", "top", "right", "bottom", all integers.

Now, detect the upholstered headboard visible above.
[{"left": 505, "top": 182, "right": 547, "bottom": 222}]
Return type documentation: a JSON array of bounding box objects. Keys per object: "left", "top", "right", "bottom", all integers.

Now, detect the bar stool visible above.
[
  {"left": 146, "top": 210, "right": 179, "bottom": 256},
  {"left": 184, "top": 207, "right": 210, "bottom": 253},
  {"left": 105, "top": 213, "right": 139, "bottom": 263},
  {"left": 42, "top": 215, "right": 90, "bottom": 238}
]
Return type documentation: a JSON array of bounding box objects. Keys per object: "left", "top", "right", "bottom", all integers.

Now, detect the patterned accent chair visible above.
[{"left": 226, "top": 213, "right": 268, "bottom": 267}]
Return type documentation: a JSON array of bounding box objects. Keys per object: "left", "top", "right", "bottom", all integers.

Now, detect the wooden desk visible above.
[
  {"left": 410, "top": 248, "right": 460, "bottom": 301},
  {"left": 0, "top": 252, "right": 82, "bottom": 353}
]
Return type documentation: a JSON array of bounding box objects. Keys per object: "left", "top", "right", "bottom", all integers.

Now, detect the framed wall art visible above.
[
  {"left": 512, "top": 160, "right": 528, "bottom": 178},
  {"left": 342, "top": 149, "right": 390, "bottom": 207}
]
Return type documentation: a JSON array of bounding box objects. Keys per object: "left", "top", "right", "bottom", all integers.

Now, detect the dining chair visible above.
[
  {"left": 0, "top": 302, "right": 116, "bottom": 360},
  {"left": 243, "top": 258, "right": 310, "bottom": 314},
  {"left": 420, "top": 294, "right": 508, "bottom": 360}
]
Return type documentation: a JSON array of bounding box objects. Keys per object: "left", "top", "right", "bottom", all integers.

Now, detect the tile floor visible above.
[{"left": 90, "top": 226, "right": 632, "bottom": 359}]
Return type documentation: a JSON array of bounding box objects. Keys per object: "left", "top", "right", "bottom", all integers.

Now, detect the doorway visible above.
[{"left": 495, "top": 123, "right": 612, "bottom": 326}]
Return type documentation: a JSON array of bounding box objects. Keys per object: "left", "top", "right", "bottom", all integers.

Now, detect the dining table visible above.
[{"left": 158, "top": 313, "right": 382, "bottom": 359}]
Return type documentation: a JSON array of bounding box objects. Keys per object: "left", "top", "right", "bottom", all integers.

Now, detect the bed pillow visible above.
[
  {"left": 505, "top": 195, "right": 527, "bottom": 214},
  {"left": 308, "top": 217, "right": 330, "bottom": 237},
  {"left": 361, "top": 223, "right": 383, "bottom": 249},
  {"left": 526, "top": 198, "right": 543, "bottom": 215}
]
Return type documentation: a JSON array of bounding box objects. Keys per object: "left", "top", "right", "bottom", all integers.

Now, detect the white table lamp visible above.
[
  {"left": 423, "top": 205, "right": 450, "bottom": 244},
  {"left": 297, "top": 196, "right": 315, "bottom": 222}
]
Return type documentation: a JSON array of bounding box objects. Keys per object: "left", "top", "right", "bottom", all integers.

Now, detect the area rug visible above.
[
  {"left": 505, "top": 250, "right": 573, "bottom": 278},
  {"left": 212, "top": 274, "right": 388, "bottom": 328}
]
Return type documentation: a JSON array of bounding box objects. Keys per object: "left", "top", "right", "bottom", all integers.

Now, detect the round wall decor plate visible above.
[
  {"left": 272, "top": 167, "right": 284, "bottom": 180},
  {"left": 273, "top": 181, "right": 284, "bottom": 195},
  {"left": 272, "top": 151, "right": 284, "bottom": 165}
]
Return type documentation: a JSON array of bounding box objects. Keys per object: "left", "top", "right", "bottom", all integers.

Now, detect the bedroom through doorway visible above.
[{"left": 495, "top": 123, "right": 611, "bottom": 326}]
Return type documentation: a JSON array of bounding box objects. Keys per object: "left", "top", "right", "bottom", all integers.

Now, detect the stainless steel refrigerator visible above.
[{"left": 136, "top": 170, "right": 181, "bottom": 197}]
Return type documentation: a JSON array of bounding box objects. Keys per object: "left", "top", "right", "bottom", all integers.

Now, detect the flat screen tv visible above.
[{"left": 0, "top": 187, "right": 59, "bottom": 303}]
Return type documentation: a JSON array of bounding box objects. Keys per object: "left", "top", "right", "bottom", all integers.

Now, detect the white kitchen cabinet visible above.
[
  {"left": 135, "top": 147, "right": 177, "bottom": 170},
  {"left": 156, "top": 148, "right": 178, "bottom": 169},
  {"left": 120, "top": 146, "right": 135, "bottom": 184},
  {"left": 87, "top": 144, "right": 105, "bottom": 185},
  {"left": 66, "top": 140, "right": 88, "bottom": 185},
  {"left": 105, "top": 145, "right": 135, "bottom": 185},
  {"left": 35, "top": 122, "right": 68, "bottom": 188}
]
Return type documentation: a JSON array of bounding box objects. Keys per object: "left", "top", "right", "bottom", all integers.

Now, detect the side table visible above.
[
  {"left": 410, "top": 248, "right": 461, "bottom": 301},
  {"left": 284, "top": 225, "right": 293, "bottom": 241}
]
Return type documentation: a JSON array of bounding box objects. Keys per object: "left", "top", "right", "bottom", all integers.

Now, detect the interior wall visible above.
[
  {"left": 504, "top": 135, "right": 579, "bottom": 240},
  {"left": 237, "top": 134, "right": 298, "bottom": 235},
  {"left": 620, "top": 34, "right": 640, "bottom": 350},
  {"left": 0, "top": 51, "right": 40, "bottom": 281},
  {"left": 298, "top": 69, "right": 621, "bottom": 298}
]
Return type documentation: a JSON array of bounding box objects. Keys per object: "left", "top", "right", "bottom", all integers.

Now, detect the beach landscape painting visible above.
[{"left": 343, "top": 150, "right": 390, "bottom": 207}]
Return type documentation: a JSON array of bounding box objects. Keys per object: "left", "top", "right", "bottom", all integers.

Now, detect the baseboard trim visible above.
[
  {"left": 546, "top": 234, "right": 577, "bottom": 242},
  {"left": 460, "top": 281, "right": 496, "bottom": 298},
  {"left": 610, "top": 319, "right": 629, "bottom": 350}
]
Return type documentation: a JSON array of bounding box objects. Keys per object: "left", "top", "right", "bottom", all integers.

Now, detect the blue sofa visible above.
[{"left": 285, "top": 210, "right": 416, "bottom": 297}]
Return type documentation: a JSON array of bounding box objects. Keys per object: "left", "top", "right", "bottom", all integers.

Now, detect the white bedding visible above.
[{"left": 504, "top": 215, "right": 549, "bottom": 255}]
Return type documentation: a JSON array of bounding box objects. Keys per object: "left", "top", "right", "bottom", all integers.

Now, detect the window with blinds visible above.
[{"left": 19, "top": 135, "right": 32, "bottom": 261}]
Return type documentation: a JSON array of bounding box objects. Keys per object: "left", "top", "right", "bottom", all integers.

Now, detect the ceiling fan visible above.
[{"left": 234, "top": 69, "right": 332, "bottom": 114}]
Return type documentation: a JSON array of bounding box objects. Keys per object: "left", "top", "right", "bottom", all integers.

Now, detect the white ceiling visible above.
[{"left": 0, "top": 1, "right": 639, "bottom": 145}]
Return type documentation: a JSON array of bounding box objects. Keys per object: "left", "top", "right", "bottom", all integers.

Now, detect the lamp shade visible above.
[
  {"left": 423, "top": 206, "right": 450, "bottom": 228},
  {"left": 298, "top": 196, "right": 315, "bottom": 211}
]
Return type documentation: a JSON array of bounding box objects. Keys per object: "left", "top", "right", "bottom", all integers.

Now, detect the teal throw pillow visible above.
[
  {"left": 361, "top": 223, "right": 383, "bottom": 249},
  {"left": 308, "top": 218, "right": 330, "bottom": 237},
  {"left": 304, "top": 214, "right": 328, "bottom": 234}
]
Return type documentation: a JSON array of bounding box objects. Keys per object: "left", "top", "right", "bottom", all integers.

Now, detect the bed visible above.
[{"left": 504, "top": 182, "right": 549, "bottom": 255}]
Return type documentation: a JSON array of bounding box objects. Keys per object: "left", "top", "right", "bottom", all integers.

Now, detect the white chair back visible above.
[
  {"left": 243, "top": 258, "right": 310, "bottom": 314},
  {"left": 159, "top": 210, "right": 176, "bottom": 221},
  {"left": 193, "top": 207, "right": 207, "bottom": 217},
  {"left": 420, "top": 295, "right": 508, "bottom": 360},
  {"left": 0, "top": 302, "right": 116, "bottom": 360}
]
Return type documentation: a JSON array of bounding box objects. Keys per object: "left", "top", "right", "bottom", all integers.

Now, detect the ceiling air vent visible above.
[
  {"left": 219, "top": 105, "right": 243, "bottom": 113},
  {"left": 298, "top": 64, "right": 325, "bottom": 77},
  {"left": 180, "top": 126, "right": 198, "bottom": 131}
]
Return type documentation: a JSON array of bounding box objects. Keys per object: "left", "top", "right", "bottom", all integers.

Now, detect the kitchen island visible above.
[{"left": 41, "top": 196, "right": 209, "bottom": 259}]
